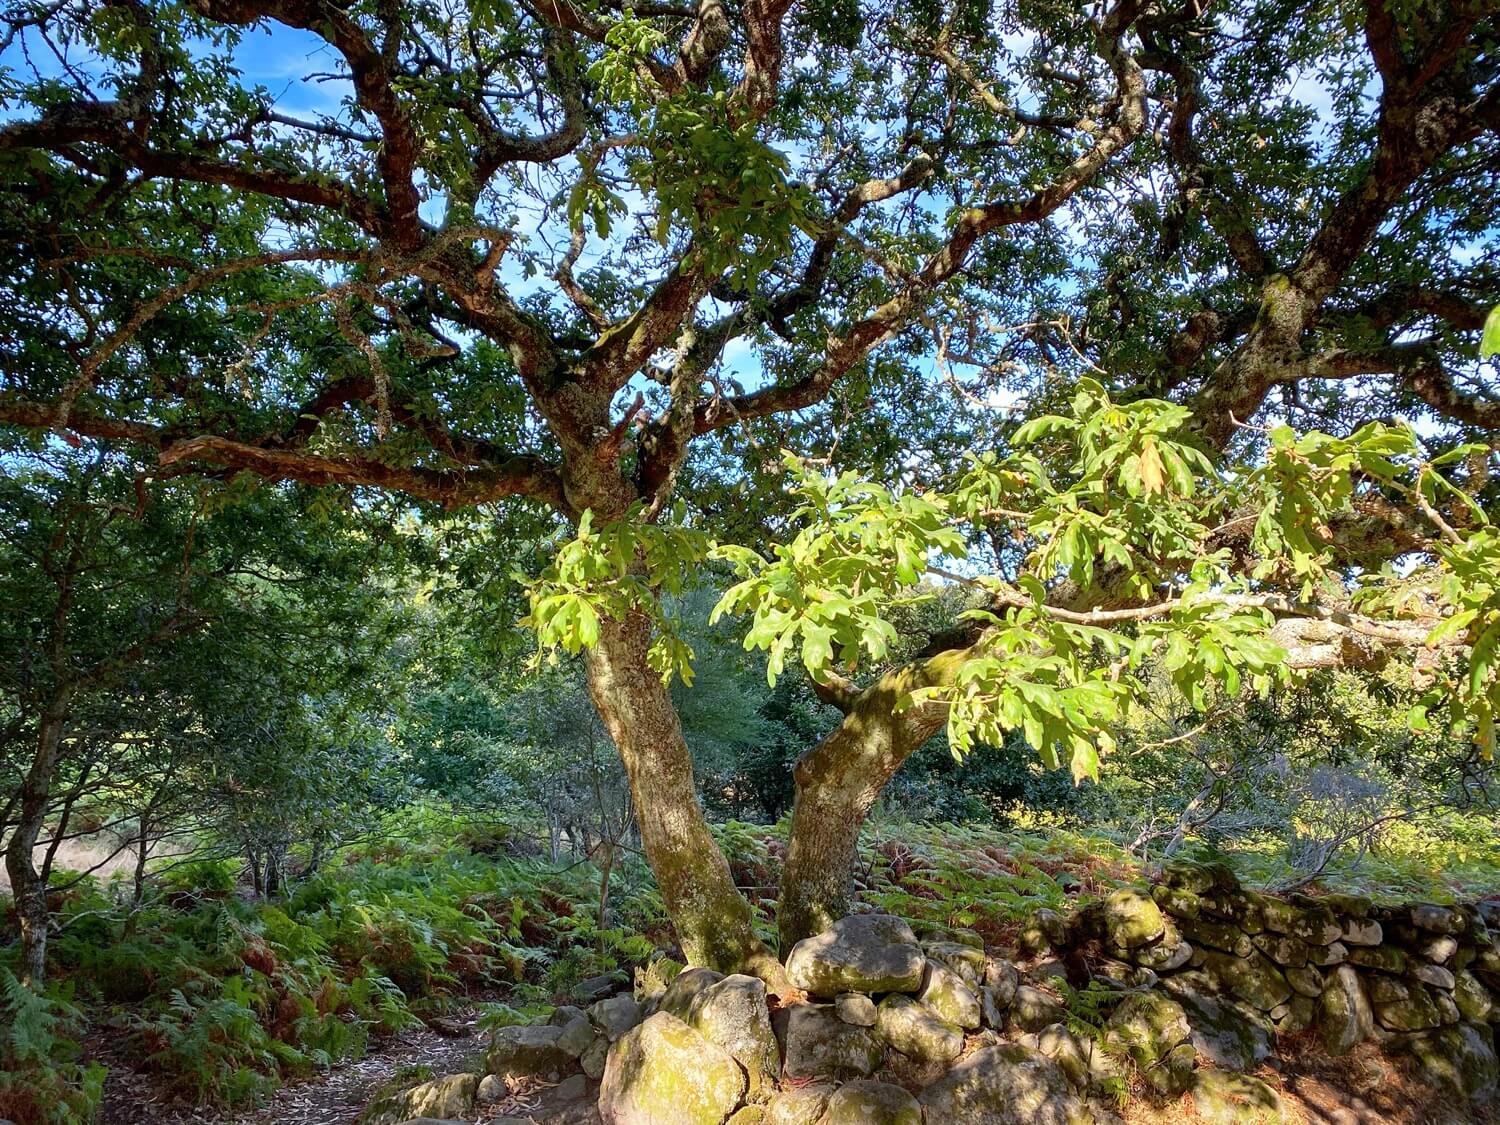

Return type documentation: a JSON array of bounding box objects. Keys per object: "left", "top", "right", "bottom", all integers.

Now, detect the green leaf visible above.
[{"left": 1482, "top": 303, "right": 1500, "bottom": 358}]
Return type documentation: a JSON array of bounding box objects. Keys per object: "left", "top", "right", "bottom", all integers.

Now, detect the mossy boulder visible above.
[
  {"left": 363, "top": 1073, "right": 479, "bottom": 1125},
  {"left": 777, "top": 1002, "right": 885, "bottom": 1079},
  {"left": 1411, "top": 904, "right": 1467, "bottom": 935},
  {"left": 1103, "top": 888, "right": 1166, "bottom": 950},
  {"left": 1403, "top": 1023, "right": 1498, "bottom": 1100},
  {"left": 1202, "top": 951, "right": 1291, "bottom": 1012},
  {"left": 822, "top": 1079, "right": 923, "bottom": 1125},
  {"left": 786, "top": 915, "right": 925, "bottom": 997},
  {"left": 916, "top": 1043, "right": 1090, "bottom": 1125},
  {"left": 1347, "top": 945, "right": 1405, "bottom": 974},
  {"left": 917, "top": 960, "right": 981, "bottom": 1030},
  {"left": 1174, "top": 988, "right": 1271, "bottom": 1071},
  {"left": 598, "top": 1012, "right": 746, "bottom": 1125},
  {"left": 1191, "top": 1071, "right": 1286, "bottom": 1124},
  {"left": 1251, "top": 932, "right": 1309, "bottom": 969},
  {"left": 687, "top": 974, "right": 779, "bottom": 1101},
  {"left": 1260, "top": 897, "right": 1340, "bottom": 944},
  {"left": 1180, "top": 917, "right": 1255, "bottom": 959},
  {"left": 835, "top": 992, "right": 877, "bottom": 1027},
  {"left": 923, "top": 940, "right": 987, "bottom": 985},
  {"left": 1455, "top": 970, "right": 1496, "bottom": 1023},
  {"left": 1010, "top": 984, "right": 1068, "bottom": 1033},
  {"left": 764, "top": 1082, "right": 834, "bottom": 1125},
  {"left": 1374, "top": 984, "right": 1456, "bottom": 1032},
  {"left": 660, "top": 968, "right": 726, "bottom": 1021},
  {"left": 875, "top": 994, "right": 964, "bottom": 1064},
  {"left": 1104, "top": 991, "right": 1195, "bottom": 1096}
]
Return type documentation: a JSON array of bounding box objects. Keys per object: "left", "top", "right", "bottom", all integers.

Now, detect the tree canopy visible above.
[{"left": 2, "top": 0, "right": 1497, "bottom": 980}]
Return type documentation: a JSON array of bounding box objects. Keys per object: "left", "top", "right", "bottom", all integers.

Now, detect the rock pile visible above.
[{"left": 362, "top": 868, "right": 1500, "bottom": 1125}]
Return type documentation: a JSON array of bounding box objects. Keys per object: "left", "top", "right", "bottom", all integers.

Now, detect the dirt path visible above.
[{"left": 98, "top": 1009, "right": 488, "bottom": 1125}]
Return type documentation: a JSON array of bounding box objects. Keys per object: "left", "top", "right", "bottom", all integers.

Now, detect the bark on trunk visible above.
[
  {"left": 584, "top": 611, "right": 787, "bottom": 986},
  {"left": 3, "top": 690, "right": 73, "bottom": 989},
  {"left": 778, "top": 646, "right": 973, "bottom": 948}
]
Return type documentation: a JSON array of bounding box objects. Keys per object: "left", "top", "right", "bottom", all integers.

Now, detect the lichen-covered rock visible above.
[
  {"left": 1251, "top": 932, "right": 1309, "bottom": 969},
  {"left": 764, "top": 1082, "right": 834, "bottom": 1125},
  {"left": 1011, "top": 984, "right": 1068, "bottom": 1033},
  {"left": 1260, "top": 897, "right": 1340, "bottom": 944},
  {"left": 916, "top": 1043, "right": 1090, "bottom": 1125},
  {"left": 1271, "top": 995, "right": 1316, "bottom": 1034},
  {"left": 726, "top": 1107, "right": 766, "bottom": 1125},
  {"left": 918, "top": 961, "right": 981, "bottom": 1030},
  {"left": 687, "top": 974, "right": 779, "bottom": 1100},
  {"left": 591, "top": 994, "right": 645, "bottom": 1041},
  {"left": 1174, "top": 989, "right": 1271, "bottom": 1071},
  {"left": 778, "top": 1002, "right": 885, "bottom": 1079},
  {"left": 1153, "top": 883, "right": 1203, "bottom": 919},
  {"left": 1191, "top": 1071, "right": 1286, "bottom": 1124},
  {"left": 835, "top": 992, "right": 877, "bottom": 1026},
  {"left": 1202, "top": 951, "right": 1291, "bottom": 1011},
  {"left": 1365, "top": 974, "right": 1409, "bottom": 1003},
  {"left": 660, "top": 968, "right": 727, "bottom": 1021},
  {"left": 1374, "top": 984, "right": 1453, "bottom": 1032},
  {"left": 1318, "top": 964, "right": 1374, "bottom": 1055},
  {"left": 1199, "top": 889, "right": 1266, "bottom": 934},
  {"left": 1411, "top": 904, "right": 1466, "bottom": 935},
  {"left": 923, "top": 940, "right": 987, "bottom": 986},
  {"left": 1179, "top": 917, "right": 1255, "bottom": 958},
  {"left": 1306, "top": 941, "right": 1348, "bottom": 967},
  {"left": 1104, "top": 888, "right": 1166, "bottom": 950},
  {"left": 1347, "top": 945, "right": 1405, "bottom": 974},
  {"left": 488, "top": 1024, "right": 572, "bottom": 1079},
  {"left": 786, "top": 915, "right": 925, "bottom": 997},
  {"left": 1160, "top": 860, "right": 1219, "bottom": 895},
  {"left": 1133, "top": 934, "right": 1193, "bottom": 973},
  {"left": 1285, "top": 965, "right": 1323, "bottom": 998},
  {"left": 1017, "top": 1022, "right": 1112, "bottom": 1091},
  {"left": 875, "top": 994, "right": 963, "bottom": 1064},
  {"left": 984, "top": 956, "right": 1020, "bottom": 1000},
  {"left": 1455, "top": 970, "right": 1496, "bottom": 1023},
  {"left": 1404, "top": 1023, "right": 1498, "bottom": 1100},
  {"left": 1409, "top": 962, "right": 1456, "bottom": 990},
  {"left": 1105, "top": 991, "right": 1195, "bottom": 1096},
  {"left": 821, "top": 1079, "right": 922, "bottom": 1125},
  {"left": 363, "top": 1073, "right": 480, "bottom": 1125},
  {"left": 1340, "top": 918, "right": 1382, "bottom": 946},
  {"left": 599, "top": 1012, "right": 746, "bottom": 1125}
]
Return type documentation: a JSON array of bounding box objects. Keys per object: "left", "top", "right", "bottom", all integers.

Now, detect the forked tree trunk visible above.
[
  {"left": 584, "top": 611, "right": 787, "bottom": 987},
  {"left": 778, "top": 646, "right": 973, "bottom": 948},
  {"left": 3, "top": 690, "right": 73, "bottom": 988}
]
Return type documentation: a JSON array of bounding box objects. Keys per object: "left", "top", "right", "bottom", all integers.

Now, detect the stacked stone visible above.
[{"left": 1092, "top": 860, "right": 1500, "bottom": 1102}]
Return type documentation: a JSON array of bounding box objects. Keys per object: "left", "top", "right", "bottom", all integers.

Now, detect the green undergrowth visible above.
[{"left": 4, "top": 809, "right": 1494, "bottom": 1123}]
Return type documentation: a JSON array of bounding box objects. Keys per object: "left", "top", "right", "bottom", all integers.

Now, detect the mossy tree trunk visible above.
[
  {"left": 778, "top": 646, "right": 973, "bottom": 948},
  {"left": 584, "top": 610, "right": 788, "bottom": 988}
]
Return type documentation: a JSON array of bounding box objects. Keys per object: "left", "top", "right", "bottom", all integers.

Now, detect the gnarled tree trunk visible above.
[
  {"left": 778, "top": 646, "right": 973, "bottom": 948},
  {"left": 584, "top": 610, "right": 787, "bottom": 987}
]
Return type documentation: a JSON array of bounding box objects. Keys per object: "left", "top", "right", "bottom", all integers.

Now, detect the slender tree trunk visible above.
[
  {"left": 3, "top": 688, "right": 73, "bottom": 988},
  {"left": 778, "top": 647, "right": 972, "bottom": 948},
  {"left": 584, "top": 612, "right": 786, "bottom": 986}
]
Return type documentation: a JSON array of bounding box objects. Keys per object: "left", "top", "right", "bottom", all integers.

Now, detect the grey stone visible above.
[
  {"left": 785, "top": 915, "right": 925, "bottom": 997},
  {"left": 558, "top": 1014, "right": 596, "bottom": 1059},
  {"left": 1348, "top": 945, "right": 1405, "bottom": 974},
  {"left": 1018, "top": 1022, "right": 1102, "bottom": 1091},
  {"left": 575, "top": 971, "right": 629, "bottom": 1004},
  {"left": 1319, "top": 965, "right": 1374, "bottom": 1055},
  {"left": 582, "top": 1035, "right": 610, "bottom": 1079},
  {"left": 777, "top": 1002, "right": 884, "bottom": 1079},
  {"left": 983, "top": 956, "right": 1020, "bottom": 1002},
  {"left": 916, "top": 1043, "right": 1090, "bottom": 1125},
  {"left": 1306, "top": 941, "right": 1348, "bottom": 967},
  {"left": 598, "top": 1012, "right": 746, "bottom": 1125},
  {"left": 366, "top": 1074, "right": 479, "bottom": 1125},
  {"left": 1340, "top": 918, "right": 1383, "bottom": 946},
  {"left": 1285, "top": 965, "right": 1324, "bottom": 998},
  {"left": 821, "top": 1079, "right": 922, "bottom": 1125},
  {"left": 1410, "top": 962, "right": 1456, "bottom": 990},
  {"left": 875, "top": 993, "right": 963, "bottom": 1064},
  {"left": 1374, "top": 984, "right": 1453, "bottom": 1032},
  {"left": 476, "top": 1074, "right": 506, "bottom": 1104},
  {"left": 555, "top": 1073, "right": 589, "bottom": 1101},
  {"left": 922, "top": 940, "right": 987, "bottom": 985},
  {"left": 1419, "top": 935, "right": 1459, "bottom": 964},
  {"left": 834, "top": 992, "right": 877, "bottom": 1026},
  {"left": 591, "top": 994, "right": 645, "bottom": 1041},
  {"left": 686, "top": 974, "right": 779, "bottom": 1100},
  {"left": 1412, "top": 904, "right": 1466, "bottom": 935},
  {"left": 1010, "top": 984, "right": 1067, "bottom": 1032},
  {"left": 1456, "top": 970, "right": 1496, "bottom": 1022},
  {"left": 1252, "top": 931, "right": 1309, "bottom": 968},
  {"left": 917, "top": 960, "right": 981, "bottom": 1029},
  {"left": 1202, "top": 951, "right": 1292, "bottom": 1011},
  {"left": 1366, "top": 973, "right": 1409, "bottom": 1003},
  {"left": 488, "top": 1024, "right": 571, "bottom": 1079}
]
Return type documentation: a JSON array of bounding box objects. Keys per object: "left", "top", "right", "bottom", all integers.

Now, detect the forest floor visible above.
[{"left": 95, "top": 1007, "right": 489, "bottom": 1125}]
